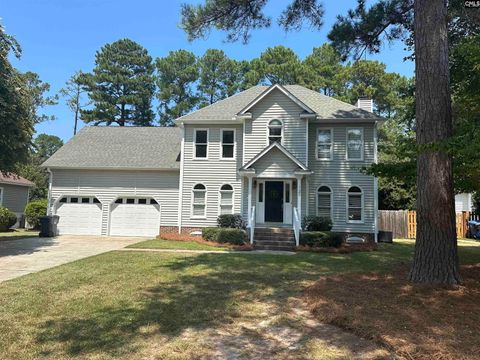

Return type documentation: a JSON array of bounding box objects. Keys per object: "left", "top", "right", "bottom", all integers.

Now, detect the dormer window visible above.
[{"left": 268, "top": 119, "right": 282, "bottom": 144}]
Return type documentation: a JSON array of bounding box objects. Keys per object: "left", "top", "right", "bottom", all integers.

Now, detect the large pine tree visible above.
[{"left": 82, "top": 39, "right": 155, "bottom": 126}]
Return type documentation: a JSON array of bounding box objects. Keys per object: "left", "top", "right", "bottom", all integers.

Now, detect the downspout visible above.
[
  {"left": 177, "top": 125, "right": 185, "bottom": 234},
  {"left": 46, "top": 168, "right": 53, "bottom": 216}
]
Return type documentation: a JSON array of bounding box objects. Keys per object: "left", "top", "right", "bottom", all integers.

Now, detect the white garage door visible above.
[
  {"left": 56, "top": 196, "right": 103, "bottom": 235},
  {"left": 109, "top": 198, "right": 160, "bottom": 237}
]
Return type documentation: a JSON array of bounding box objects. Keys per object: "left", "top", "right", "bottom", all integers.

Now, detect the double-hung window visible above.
[
  {"left": 221, "top": 130, "right": 235, "bottom": 159},
  {"left": 219, "top": 184, "right": 234, "bottom": 214},
  {"left": 194, "top": 129, "right": 208, "bottom": 159},
  {"left": 192, "top": 184, "right": 207, "bottom": 217},
  {"left": 268, "top": 119, "right": 282, "bottom": 144},
  {"left": 317, "top": 128, "right": 333, "bottom": 160},
  {"left": 346, "top": 128, "right": 363, "bottom": 160},
  {"left": 317, "top": 186, "right": 332, "bottom": 219},
  {"left": 347, "top": 186, "right": 363, "bottom": 222}
]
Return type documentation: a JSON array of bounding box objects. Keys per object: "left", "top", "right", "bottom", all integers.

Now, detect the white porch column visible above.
[
  {"left": 247, "top": 175, "right": 253, "bottom": 226},
  {"left": 296, "top": 175, "right": 303, "bottom": 220}
]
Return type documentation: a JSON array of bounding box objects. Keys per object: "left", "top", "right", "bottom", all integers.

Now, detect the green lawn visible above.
[
  {"left": 127, "top": 238, "right": 229, "bottom": 251},
  {"left": 0, "top": 229, "right": 39, "bottom": 241},
  {"left": 0, "top": 239, "right": 478, "bottom": 359}
]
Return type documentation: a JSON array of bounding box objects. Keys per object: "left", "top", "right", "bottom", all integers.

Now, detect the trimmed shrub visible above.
[
  {"left": 202, "top": 227, "right": 219, "bottom": 241},
  {"left": 24, "top": 199, "right": 48, "bottom": 229},
  {"left": 0, "top": 207, "right": 17, "bottom": 232},
  {"left": 302, "top": 215, "right": 332, "bottom": 231},
  {"left": 217, "top": 214, "right": 245, "bottom": 229},
  {"left": 300, "top": 231, "right": 343, "bottom": 248},
  {"left": 215, "top": 228, "right": 245, "bottom": 245}
]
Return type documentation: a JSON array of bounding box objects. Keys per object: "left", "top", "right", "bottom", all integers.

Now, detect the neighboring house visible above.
[
  {"left": 455, "top": 193, "right": 473, "bottom": 212},
  {"left": 0, "top": 173, "right": 34, "bottom": 227},
  {"left": 42, "top": 84, "right": 382, "bottom": 245}
]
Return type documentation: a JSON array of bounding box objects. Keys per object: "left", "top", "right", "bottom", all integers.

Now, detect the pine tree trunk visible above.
[{"left": 408, "top": 0, "right": 460, "bottom": 284}]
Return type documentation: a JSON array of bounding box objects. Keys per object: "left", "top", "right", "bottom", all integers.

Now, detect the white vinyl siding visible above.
[
  {"left": 181, "top": 125, "right": 243, "bottom": 227},
  {"left": 244, "top": 88, "right": 307, "bottom": 164},
  {"left": 51, "top": 169, "right": 179, "bottom": 235},
  {"left": 307, "top": 123, "right": 375, "bottom": 234},
  {"left": 346, "top": 128, "right": 364, "bottom": 160}
]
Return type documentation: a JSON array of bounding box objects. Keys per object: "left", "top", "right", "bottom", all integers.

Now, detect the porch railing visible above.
[
  {"left": 293, "top": 207, "right": 300, "bottom": 246},
  {"left": 249, "top": 206, "right": 256, "bottom": 244}
]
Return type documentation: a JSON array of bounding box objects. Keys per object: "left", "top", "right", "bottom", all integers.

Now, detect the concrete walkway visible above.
[{"left": 0, "top": 235, "right": 142, "bottom": 283}]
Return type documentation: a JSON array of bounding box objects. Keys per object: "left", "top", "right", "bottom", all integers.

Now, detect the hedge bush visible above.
[
  {"left": 25, "top": 199, "right": 48, "bottom": 229},
  {"left": 302, "top": 215, "right": 332, "bottom": 231},
  {"left": 215, "top": 228, "right": 245, "bottom": 245},
  {"left": 300, "top": 231, "right": 343, "bottom": 248},
  {"left": 202, "top": 227, "right": 219, "bottom": 241},
  {"left": 0, "top": 207, "right": 17, "bottom": 232},
  {"left": 217, "top": 214, "right": 245, "bottom": 229},
  {"left": 202, "top": 227, "right": 246, "bottom": 245}
]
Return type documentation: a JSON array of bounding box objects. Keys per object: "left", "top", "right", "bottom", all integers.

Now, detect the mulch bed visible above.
[
  {"left": 296, "top": 242, "right": 378, "bottom": 253},
  {"left": 303, "top": 264, "right": 480, "bottom": 359},
  {"left": 157, "top": 233, "right": 254, "bottom": 251}
]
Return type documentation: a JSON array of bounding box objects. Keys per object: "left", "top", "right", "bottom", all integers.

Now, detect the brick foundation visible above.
[{"left": 160, "top": 226, "right": 204, "bottom": 241}]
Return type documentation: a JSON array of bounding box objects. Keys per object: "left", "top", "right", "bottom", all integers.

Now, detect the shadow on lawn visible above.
[{"left": 35, "top": 246, "right": 415, "bottom": 357}]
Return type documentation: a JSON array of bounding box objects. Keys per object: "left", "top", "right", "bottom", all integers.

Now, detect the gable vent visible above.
[{"left": 356, "top": 97, "right": 373, "bottom": 113}]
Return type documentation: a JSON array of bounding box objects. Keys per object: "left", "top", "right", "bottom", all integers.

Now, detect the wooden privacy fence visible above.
[{"left": 378, "top": 210, "right": 475, "bottom": 239}]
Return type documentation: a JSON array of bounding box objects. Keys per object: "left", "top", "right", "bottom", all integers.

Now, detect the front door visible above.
[{"left": 265, "top": 181, "right": 284, "bottom": 222}]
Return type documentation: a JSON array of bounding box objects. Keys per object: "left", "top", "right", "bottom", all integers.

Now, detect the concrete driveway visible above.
[{"left": 0, "top": 235, "right": 143, "bottom": 283}]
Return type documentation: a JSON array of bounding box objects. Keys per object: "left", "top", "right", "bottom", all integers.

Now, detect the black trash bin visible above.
[
  {"left": 39, "top": 215, "right": 59, "bottom": 237},
  {"left": 378, "top": 231, "right": 393, "bottom": 243}
]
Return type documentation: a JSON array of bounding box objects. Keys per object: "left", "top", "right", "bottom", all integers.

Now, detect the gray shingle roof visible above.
[
  {"left": 176, "top": 84, "right": 379, "bottom": 122},
  {"left": 42, "top": 127, "right": 181, "bottom": 170}
]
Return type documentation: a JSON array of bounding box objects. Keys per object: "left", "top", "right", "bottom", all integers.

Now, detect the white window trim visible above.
[
  {"left": 266, "top": 119, "right": 284, "bottom": 147},
  {"left": 220, "top": 128, "right": 236, "bottom": 161},
  {"left": 0, "top": 187, "right": 3, "bottom": 207},
  {"left": 346, "top": 127, "right": 364, "bottom": 161},
  {"left": 316, "top": 185, "right": 333, "bottom": 220},
  {"left": 193, "top": 128, "right": 209, "bottom": 160},
  {"left": 316, "top": 128, "right": 333, "bottom": 161},
  {"left": 191, "top": 184, "right": 207, "bottom": 219},
  {"left": 346, "top": 186, "right": 364, "bottom": 224},
  {"left": 218, "top": 184, "right": 234, "bottom": 215}
]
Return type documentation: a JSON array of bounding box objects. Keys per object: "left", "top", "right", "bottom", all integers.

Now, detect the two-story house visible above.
[{"left": 43, "top": 84, "right": 381, "bottom": 245}]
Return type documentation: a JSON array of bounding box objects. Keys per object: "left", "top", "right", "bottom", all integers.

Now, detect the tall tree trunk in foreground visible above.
[{"left": 408, "top": 0, "right": 460, "bottom": 284}]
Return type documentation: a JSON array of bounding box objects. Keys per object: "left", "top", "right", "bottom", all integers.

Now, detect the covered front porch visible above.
[{"left": 238, "top": 142, "right": 312, "bottom": 245}]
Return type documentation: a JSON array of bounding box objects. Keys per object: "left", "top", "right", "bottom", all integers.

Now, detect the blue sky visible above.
[{"left": 3, "top": 0, "right": 414, "bottom": 142}]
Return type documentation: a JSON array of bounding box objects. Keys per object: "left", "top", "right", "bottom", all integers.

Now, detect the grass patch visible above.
[
  {"left": 127, "top": 238, "right": 229, "bottom": 251},
  {"left": 304, "top": 239, "right": 480, "bottom": 359},
  {"left": 0, "top": 229, "right": 39, "bottom": 241},
  {"left": 0, "top": 239, "right": 478, "bottom": 359}
]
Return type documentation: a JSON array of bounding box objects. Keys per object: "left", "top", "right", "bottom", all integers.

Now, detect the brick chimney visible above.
[{"left": 356, "top": 97, "right": 373, "bottom": 112}]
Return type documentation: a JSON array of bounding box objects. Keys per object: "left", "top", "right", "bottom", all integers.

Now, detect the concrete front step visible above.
[{"left": 253, "top": 227, "right": 296, "bottom": 250}]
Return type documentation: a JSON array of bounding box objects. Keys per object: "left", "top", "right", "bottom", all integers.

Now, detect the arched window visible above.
[
  {"left": 317, "top": 186, "right": 332, "bottom": 219},
  {"left": 192, "top": 184, "right": 206, "bottom": 217},
  {"left": 347, "top": 186, "right": 363, "bottom": 222},
  {"left": 268, "top": 119, "right": 282, "bottom": 144},
  {"left": 219, "top": 184, "right": 234, "bottom": 215}
]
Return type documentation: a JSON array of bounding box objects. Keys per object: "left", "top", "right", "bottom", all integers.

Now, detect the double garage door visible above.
[{"left": 56, "top": 196, "right": 160, "bottom": 237}]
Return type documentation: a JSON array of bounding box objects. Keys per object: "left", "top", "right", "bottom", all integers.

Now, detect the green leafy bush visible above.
[
  {"left": 215, "top": 228, "right": 245, "bottom": 245},
  {"left": 24, "top": 199, "right": 48, "bottom": 229},
  {"left": 300, "top": 231, "right": 343, "bottom": 248},
  {"left": 202, "top": 227, "right": 219, "bottom": 241},
  {"left": 202, "top": 227, "right": 245, "bottom": 245},
  {"left": 302, "top": 215, "right": 332, "bottom": 231},
  {"left": 217, "top": 214, "right": 245, "bottom": 229},
  {"left": 0, "top": 207, "right": 17, "bottom": 232}
]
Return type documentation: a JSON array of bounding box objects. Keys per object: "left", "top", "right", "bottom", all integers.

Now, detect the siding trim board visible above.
[{"left": 0, "top": 187, "right": 3, "bottom": 206}]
